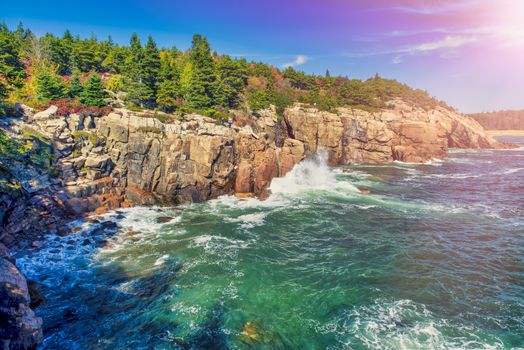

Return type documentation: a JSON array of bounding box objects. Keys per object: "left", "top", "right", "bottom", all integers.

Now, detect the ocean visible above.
[{"left": 17, "top": 136, "right": 524, "bottom": 349}]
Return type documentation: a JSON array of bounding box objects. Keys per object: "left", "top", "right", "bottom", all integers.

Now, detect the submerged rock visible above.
[{"left": 156, "top": 216, "right": 174, "bottom": 224}]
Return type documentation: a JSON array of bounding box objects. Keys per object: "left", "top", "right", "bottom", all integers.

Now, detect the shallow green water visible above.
[{"left": 18, "top": 137, "right": 524, "bottom": 349}]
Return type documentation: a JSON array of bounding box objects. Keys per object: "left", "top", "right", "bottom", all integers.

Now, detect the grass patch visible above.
[
  {"left": 73, "top": 130, "right": 100, "bottom": 145},
  {"left": 21, "top": 127, "right": 51, "bottom": 145},
  {"left": 138, "top": 112, "right": 173, "bottom": 124},
  {"left": 137, "top": 126, "right": 162, "bottom": 134}
]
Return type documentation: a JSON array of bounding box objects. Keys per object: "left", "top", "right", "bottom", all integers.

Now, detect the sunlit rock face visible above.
[
  {"left": 284, "top": 100, "right": 509, "bottom": 165},
  {"left": 0, "top": 100, "right": 512, "bottom": 247}
]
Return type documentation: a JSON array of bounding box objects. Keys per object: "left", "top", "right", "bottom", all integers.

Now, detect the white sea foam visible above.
[
  {"left": 191, "top": 234, "right": 250, "bottom": 253},
  {"left": 270, "top": 150, "right": 360, "bottom": 196},
  {"left": 312, "top": 299, "right": 504, "bottom": 350},
  {"left": 154, "top": 254, "right": 170, "bottom": 266},
  {"left": 393, "top": 159, "right": 443, "bottom": 166},
  {"left": 224, "top": 212, "right": 267, "bottom": 228}
]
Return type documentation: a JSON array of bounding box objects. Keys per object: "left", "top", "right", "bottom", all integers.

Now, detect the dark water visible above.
[{"left": 17, "top": 136, "right": 524, "bottom": 349}]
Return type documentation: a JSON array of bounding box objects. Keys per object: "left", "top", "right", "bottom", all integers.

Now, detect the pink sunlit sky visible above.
[{"left": 2, "top": 0, "right": 524, "bottom": 112}]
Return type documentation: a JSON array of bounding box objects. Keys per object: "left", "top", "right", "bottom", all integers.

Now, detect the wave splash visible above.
[{"left": 270, "top": 150, "right": 359, "bottom": 196}]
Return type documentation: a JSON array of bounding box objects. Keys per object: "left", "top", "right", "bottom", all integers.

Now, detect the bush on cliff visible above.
[
  {"left": 68, "top": 72, "right": 83, "bottom": 98},
  {"left": 79, "top": 73, "right": 107, "bottom": 106},
  {"left": 35, "top": 69, "right": 66, "bottom": 102}
]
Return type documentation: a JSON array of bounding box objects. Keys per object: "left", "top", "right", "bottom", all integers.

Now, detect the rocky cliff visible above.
[
  {"left": 0, "top": 100, "right": 509, "bottom": 247},
  {"left": 284, "top": 99, "right": 508, "bottom": 164}
]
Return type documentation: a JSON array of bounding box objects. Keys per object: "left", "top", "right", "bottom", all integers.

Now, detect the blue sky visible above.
[{"left": 2, "top": 0, "right": 524, "bottom": 112}]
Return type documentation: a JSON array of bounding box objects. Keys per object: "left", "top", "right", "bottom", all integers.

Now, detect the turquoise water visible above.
[{"left": 17, "top": 137, "right": 524, "bottom": 349}]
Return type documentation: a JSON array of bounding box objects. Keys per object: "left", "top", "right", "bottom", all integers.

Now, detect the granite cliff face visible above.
[
  {"left": 0, "top": 107, "right": 307, "bottom": 246},
  {"left": 284, "top": 100, "right": 508, "bottom": 165},
  {"left": 0, "top": 100, "right": 509, "bottom": 246}
]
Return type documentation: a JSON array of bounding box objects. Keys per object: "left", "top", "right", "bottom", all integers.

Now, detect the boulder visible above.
[
  {"left": 32, "top": 105, "right": 58, "bottom": 120},
  {"left": 0, "top": 257, "right": 43, "bottom": 350}
]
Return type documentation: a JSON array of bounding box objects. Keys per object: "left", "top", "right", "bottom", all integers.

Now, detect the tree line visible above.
[{"left": 0, "top": 22, "right": 448, "bottom": 119}]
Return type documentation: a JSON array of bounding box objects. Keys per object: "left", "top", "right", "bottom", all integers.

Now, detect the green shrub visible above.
[
  {"left": 106, "top": 74, "right": 125, "bottom": 93},
  {"left": 79, "top": 73, "right": 108, "bottom": 106},
  {"left": 137, "top": 126, "right": 162, "bottom": 134},
  {"left": 138, "top": 113, "right": 172, "bottom": 123},
  {"left": 248, "top": 90, "right": 270, "bottom": 111},
  {"left": 73, "top": 130, "right": 100, "bottom": 145}
]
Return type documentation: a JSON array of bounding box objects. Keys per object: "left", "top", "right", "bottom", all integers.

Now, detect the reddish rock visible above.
[{"left": 235, "top": 161, "right": 252, "bottom": 193}]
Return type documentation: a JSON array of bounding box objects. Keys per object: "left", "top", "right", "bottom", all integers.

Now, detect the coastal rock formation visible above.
[
  {"left": 0, "top": 100, "right": 511, "bottom": 247},
  {"left": 284, "top": 100, "right": 508, "bottom": 164},
  {"left": 0, "top": 243, "right": 43, "bottom": 350},
  {"left": 0, "top": 108, "right": 306, "bottom": 246}
]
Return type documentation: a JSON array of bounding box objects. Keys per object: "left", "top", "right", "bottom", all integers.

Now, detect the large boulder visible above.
[
  {"left": 0, "top": 244, "right": 43, "bottom": 350},
  {"left": 31, "top": 105, "right": 58, "bottom": 120}
]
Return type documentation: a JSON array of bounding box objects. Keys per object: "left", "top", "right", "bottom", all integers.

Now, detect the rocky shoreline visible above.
[{"left": 0, "top": 100, "right": 512, "bottom": 349}]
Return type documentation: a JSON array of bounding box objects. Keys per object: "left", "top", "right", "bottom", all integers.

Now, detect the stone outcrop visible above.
[
  {"left": 0, "top": 108, "right": 306, "bottom": 246},
  {"left": 0, "top": 100, "right": 512, "bottom": 247},
  {"left": 0, "top": 243, "right": 42, "bottom": 350},
  {"left": 284, "top": 100, "right": 509, "bottom": 164}
]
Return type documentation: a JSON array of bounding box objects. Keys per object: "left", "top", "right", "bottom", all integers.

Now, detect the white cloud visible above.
[
  {"left": 282, "top": 55, "right": 309, "bottom": 68},
  {"left": 391, "top": 35, "right": 478, "bottom": 63},
  {"left": 412, "top": 35, "right": 479, "bottom": 52},
  {"left": 391, "top": 0, "right": 486, "bottom": 15}
]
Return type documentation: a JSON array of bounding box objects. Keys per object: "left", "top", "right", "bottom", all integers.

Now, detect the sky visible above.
[{"left": 1, "top": 0, "right": 524, "bottom": 112}]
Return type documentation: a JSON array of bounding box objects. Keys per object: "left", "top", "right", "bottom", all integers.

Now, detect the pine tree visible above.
[
  {"left": 79, "top": 73, "right": 107, "bottom": 106},
  {"left": 141, "top": 36, "right": 160, "bottom": 108},
  {"left": 42, "top": 33, "right": 71, "bottom": 75},
  {"left": 185, "top": 34, "right": 217, "bottom": 109},
  {"left": 68, "top": 71, "right": 83, "bottom": 97},
  {"left": 102, "top": 45, "right": 128, "bottom": 73},
  {"left": 0, "top": 24, "right": 26, "bottom": 92},
  {"left": 35, "top": 69, "right": 66, "bottom": 101},
  {"left": 216, "top": 55, "right": 248, "bottom": 108},
  {"left": 123, "top": 33, "right": 148, "bottom": 107},
  {"left": 71, "top": 35, "right": 99, "bottom": 72},
  {"left": 325, "top": 69, "right": 331, "bottom": 78},
  {"left": 0, "top": 75, "right": 8, "bottom": 102},
  {"left": 156, "top": 49, "right": 181, "bottom": 112}
]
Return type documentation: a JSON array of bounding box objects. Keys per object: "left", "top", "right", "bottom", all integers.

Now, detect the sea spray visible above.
[{"left": 269, "top": 150, "right": 360, "bottom": 196}]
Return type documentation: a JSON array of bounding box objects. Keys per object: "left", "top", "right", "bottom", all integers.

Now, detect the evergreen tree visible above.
[
  {"left": 0, "top": 24, "right": 26, "bottom": 93},
  {"left": 71, "top": 35, "right": 99, "bottom": 72},
  {"left": 141, "top": 36, "right": 160, "bottom": 108},
  {"left": 325, "top": 69, "right": 331, "bottom": 78},
  {"left": 156, "top": 49, "right": 181, "bottom": 112},
  {"left": 216, "top": 55, "right": 248, "bottom": 108},
  {"left": 35, "top": 69, "right": 66, "bottom": 101},
  {"left": 185, "top": 34, "right": 217, "bottom": 109},
  {"left": 123, "top": 33, "right": 149, "bottom": 107},
  {"left": 102, "top": 45, "right": 128, "bottom": 73},
  {"left": 79, "top": 73, "right": 107, "bottom": 106},
  {"left": 68, "top": 71, "right": 83, "bottom": 97},
  {"left": 41, "top": 33, "right": 71, "bottom": 75},
  {"left": 0, "top": 75, "right": 8, "bottom": 102}
]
